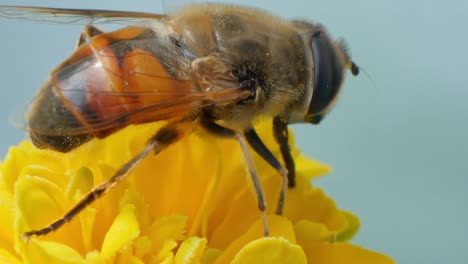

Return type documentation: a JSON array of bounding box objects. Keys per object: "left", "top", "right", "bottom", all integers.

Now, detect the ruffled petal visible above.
[
  {"left": 284, "top": 174, "right": 349, "bottom": 235},
  {"left": 100, "top": 204, "right": 140, "bottom": 259},
  {"left": 0, "top": 189, "right": 15, "bottom": 253},
  {"left": 148, "top": 215, "right": 187, "bottom": 263},
  {"left": 0, "top": 120, "right": 394, "bottom": 263},
  {"left": 303, "top": 242, "right": 395, "bottom": 264},
  {"left": 20, "top": 240, "right": 84, "bottom": 264},
  {"left": 214, "top": 215, "right": 296, "bottom": 263},
  {"left": 174, "top": 236, "right": 207, "bottom": 263},
  {"left": 15, "top": 175, "right": 83, "bottom": 251},
  {"left": 0, "top": 248, "right": 21, "bottom": 264},
  {"left": 231, "top": 237, "right": 307, "bottom": 264}
]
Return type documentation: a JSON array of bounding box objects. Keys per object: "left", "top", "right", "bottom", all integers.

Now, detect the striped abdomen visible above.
[{"left": 28, "top": 26, "right": 196, "bottom": 152}]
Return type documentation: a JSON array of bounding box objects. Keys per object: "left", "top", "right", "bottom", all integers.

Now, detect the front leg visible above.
[{"left": 273, "top": 116, "right": 296, "bottom": 188}]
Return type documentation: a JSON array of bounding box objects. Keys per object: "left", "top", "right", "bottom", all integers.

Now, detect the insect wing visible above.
[
  {"left": 25, "top": 31, "right": 249, "bottom": 138},
  {"left": 0, "top": 6, "right": 167, "bottom": 25},
  {"left": 163, "top": 0, "right": 207, "bottom": 16}
]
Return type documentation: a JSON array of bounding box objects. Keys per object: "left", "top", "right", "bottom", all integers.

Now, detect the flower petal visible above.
[
  {"left": 2, "top": 144, "right": 31, "bottom": 192},
  {"left": 208, "top": 170, "right": 283, "bottom": 249},
  {"left": 294, "top": 220, "right": 332, "bottom": 242},
  {"left": 200, "top": 248, "right": 222, "bottom": 264},
  {"left": 116, "top": 246, "right": 145, "bottom": 264},
  {"left": 334, "top": 211, "right": 360, "bottom": 242},
  {"left": 20, "top": 239, "right": 84, "bottom": 264},
  {"left": 174, "top": 236, "right": 207, "bottom": 263},
  {"left": 284, "top": 174, "right": 349, "bottom": 235},
  {"left": 0, "top": 119, "right": 394, "bottom": 263},
  {"left": 294, "top": 211, "right": 359, "bottom": 245},
  {"left": 0, "top": 189, "right": 15, "bottom": 253},
  {"left": 15, "top": 176, "right": 66, "bottom": 229},
  {"left": 65, "top": 167, "right": 94, "bottom": 201},
  {"left": 303, "top": 242, "right": 395, "bottom": 264},
  {"left": 149, "top": 215, "right": 187, "bottom": 251},
  {"left": 15, "top": 175, "right": 83, "bottom": 251},
  {"left": 294, "top": 154, "right": 331, "bottom": 180},
  {"left": 215, "top": 215, "right": 297, "bottom": 263},
  {"left": 100, "top": 204, "right": 140, "bottom": 259},
  {"left": 148, "top": 215, "right": 187, "bottom": 263},
  {"left": 231, "top": 237, "right": 306, "bottom": 264},
  {"left": 64, "top": 167, "right": 97, "bottom": 251},
  {"left": 0, "top": 248, "right": 21, "bottom": 264}
]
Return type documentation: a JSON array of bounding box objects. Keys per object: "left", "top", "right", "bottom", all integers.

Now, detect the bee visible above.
[{"left": 0, "top": 2, "right": 359, "bottom": 240}]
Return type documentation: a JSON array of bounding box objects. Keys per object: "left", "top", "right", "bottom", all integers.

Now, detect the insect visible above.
[{"left": 0, "top": 2, "right": 359, "bottom": 240}]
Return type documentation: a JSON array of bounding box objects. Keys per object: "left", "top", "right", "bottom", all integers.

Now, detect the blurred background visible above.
[{"left": 0, "top": 0, "right": 466, "bottom": 263}]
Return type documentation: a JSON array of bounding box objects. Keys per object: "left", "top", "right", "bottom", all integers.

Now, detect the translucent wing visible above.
[
  {"left": 23, "top": 29, "right": 250, "bottom": 138},
  {"left": 26, "top": 79, "right": 249, "bottom": 138},
  {"left": 0, "top": 6, "right": 167, "bottom": 25},
  {"left": 163, "top": 0, "right": 200, "bottom": 16}
]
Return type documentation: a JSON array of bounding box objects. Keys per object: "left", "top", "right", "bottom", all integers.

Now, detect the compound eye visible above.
[{"left": 307, "top": 31, "right": 344, "bottom": 123}]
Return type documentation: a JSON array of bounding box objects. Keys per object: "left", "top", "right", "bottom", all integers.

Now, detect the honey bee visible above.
[{"left": 0, "top": 2, "right": 359, "bottom": 240}]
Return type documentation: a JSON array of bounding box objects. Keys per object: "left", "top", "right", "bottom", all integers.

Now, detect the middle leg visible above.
[{"left": 200, "top": 118, "right": 270, "bottom": 236}]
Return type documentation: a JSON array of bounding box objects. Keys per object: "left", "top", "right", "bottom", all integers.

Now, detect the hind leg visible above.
[{"left": 22, "top": 122, "right": 189, "bottom": 240}]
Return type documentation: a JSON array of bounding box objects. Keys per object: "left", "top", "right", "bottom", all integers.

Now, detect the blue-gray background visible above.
[{"left": 0, "top": 0, "right": 466, "bottom": 263}]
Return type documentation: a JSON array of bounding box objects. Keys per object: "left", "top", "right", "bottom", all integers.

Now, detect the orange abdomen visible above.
[{"left": 28, "top": 26, "right": 196, "bottom": 152}]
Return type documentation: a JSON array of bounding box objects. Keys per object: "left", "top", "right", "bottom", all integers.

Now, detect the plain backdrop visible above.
[{"left": 0, "top": 0, "right": 467, "bottom": 263}]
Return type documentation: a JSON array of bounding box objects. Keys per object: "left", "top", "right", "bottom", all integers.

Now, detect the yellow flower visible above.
[{"left": 0, "top": 120, "right": 394, "bottom": 263}]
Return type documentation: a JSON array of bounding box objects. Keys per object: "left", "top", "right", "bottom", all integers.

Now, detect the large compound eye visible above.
[{"left": 306, "top": 31, "right": 345, "bottom": 124}]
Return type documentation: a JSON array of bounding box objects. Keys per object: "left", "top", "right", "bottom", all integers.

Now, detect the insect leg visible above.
[
  {"left": 200, "top": 118, "right": 270, "bottom": 236},
  {"left": 273, "top": 116, "right": 296, "bottom": 188},
  {"left": 76, "top": 24, "right": 104, "bottom": 47},
  {"left": 22, "top": 122, "right": 186, "bottom": 241},
  {"left": 244, "top": 128, "right": 289, "bottom": 215}
]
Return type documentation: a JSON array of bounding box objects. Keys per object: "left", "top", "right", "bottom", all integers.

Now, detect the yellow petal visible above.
[
  {"left": 215, "top": 215, "right": 296, "bottom": 263},
  {"left": 153, "top": 240, "right": 176, "bottom": 264},
  {"left": 15, "top": 176, "right": 66, "bottom": 230},
  {"left": 63, "top": 167, "right": 97, "bottom": 251},
  {"left": 132, "top": 130, "right": 217, "bottom": 233},
  {"left": 134, "top": 236, "right": 152, "bottom": 259},
  {"left": 100, "top": 204, "right": 140, "bottom": 259},
  {"left": 303, "top": 242, "right": 395, "bottom": 264},
  {"left": 231, "top": 237, "right": 306, "bottom": 264},
  {"left": 20, "top": 239, "right": 84, "bottom": 264},
  {"left": 294, "top": 220, "right": 332, "bottom": 242},
  {"left": 15, "top": 175, "right": 83, "bottom": 251},
  {"left": 21, "top": 165, "right": 69, "bottom": 190},
  {"left": 90, "top": 162, "right": 129, "bottom": 246},
  {"left": 0, "top": 189, "right": 15, "bottom": 253},
  {"left": 116, "top": 246, "right": 145, "bottom": 264},
  {"left": 149, "top": 215, "right": 187, "bottom": 254},
  {"left": 78, "top": 199, "right": 97, "bottom": 252},
  {"left": 119, "top": 189, "right": 152, "bottom": 235},
  {"left": 284, "top": 174, "right": 348, "bottom": 235},
  {"left": 334, "top": 211, "right": 360, "bottom": 242},
  {"left": 294, "top": 211, "right": 360, "bottom": 245},
  {"left": 84, "top": 250, "right": 104, "bottom": 264},
  {"left": 0, "top": 119, "right": 394, "bottom": 262},
  {"left": 174, "top": 236, "right": 207, "bottom": 264},
  {"left": 208, "top": 172, "right": 282, "bottom": 249},
  {"left": 294, "top": 154, "right": 331, "bottom": 180},
  {"left": 2, "top": 144, "right": 31, "bottom": 192},
  {"left": 65, "top": 167, "right": 94, "bottom": 200},
  {"left": 0, "top": 248, "right": 21, "bottom": 264},
  {"left": 200, "top": 248, "right": 222, "bottom": 264}
]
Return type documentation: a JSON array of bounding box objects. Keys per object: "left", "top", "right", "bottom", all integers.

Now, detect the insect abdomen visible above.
[
  {"left": 28, "top": 26, "right": 193, "bottom": 152},
  {"left": 28, "top": 80, "right": 94, "bottom": 152}
]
